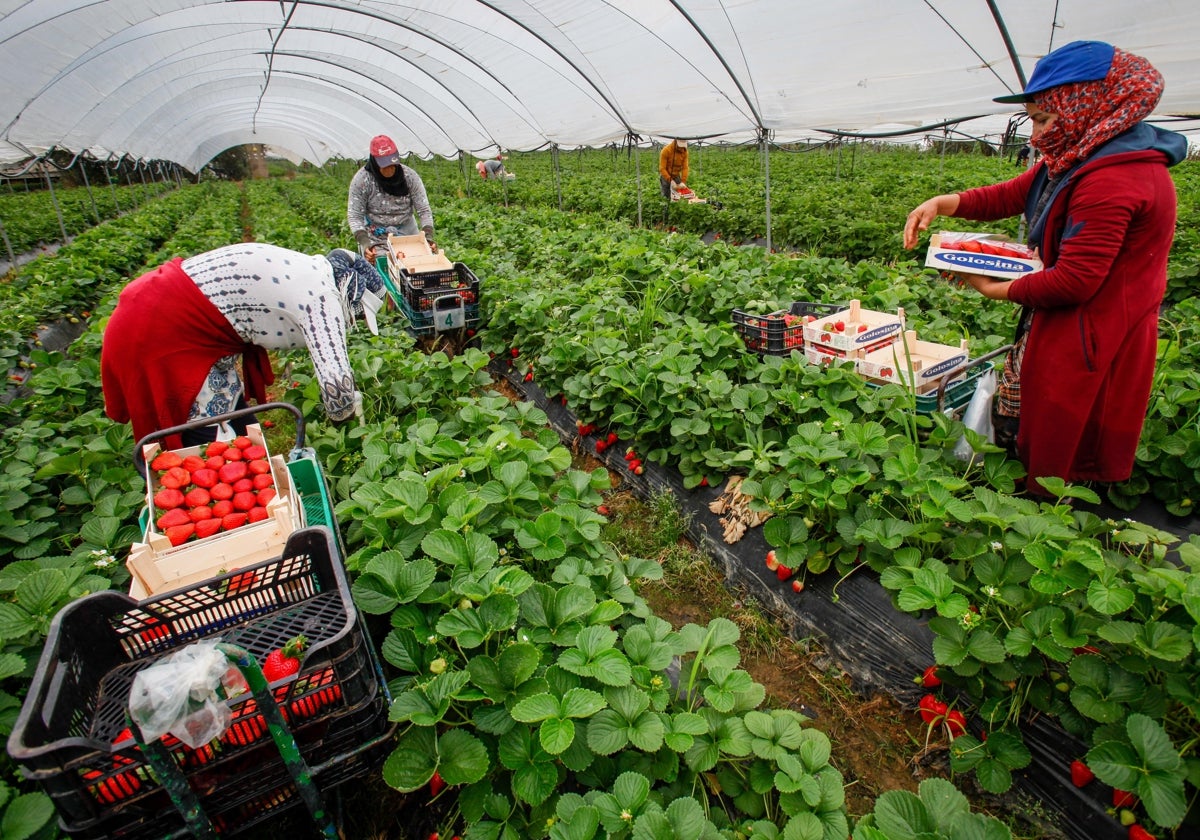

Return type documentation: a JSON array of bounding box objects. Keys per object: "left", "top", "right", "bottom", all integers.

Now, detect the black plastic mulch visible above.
[{"left": 498, "top": 362, "right": 1148, "bottom": 840}]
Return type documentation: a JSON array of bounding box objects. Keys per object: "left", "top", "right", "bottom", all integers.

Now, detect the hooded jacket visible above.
[{"left": 954, "top": 123, "right": 1186, "bottom": 486}]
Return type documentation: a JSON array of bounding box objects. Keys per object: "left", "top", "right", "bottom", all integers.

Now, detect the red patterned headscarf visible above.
[{"left": 1031, "top": 48, "right": 1164, "bottom": 176}]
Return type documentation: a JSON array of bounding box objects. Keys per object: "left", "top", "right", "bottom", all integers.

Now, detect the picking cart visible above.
[{"left": 8, "top": 405, "right": 394, "bottom": 837}]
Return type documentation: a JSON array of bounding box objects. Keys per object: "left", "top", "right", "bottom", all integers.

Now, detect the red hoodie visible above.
[
  {"left": 955, "top": 148, "right": 1177, "bottom": 487},
  {"left": 101, "top": 259, "right": 272, "bottom": 450}
]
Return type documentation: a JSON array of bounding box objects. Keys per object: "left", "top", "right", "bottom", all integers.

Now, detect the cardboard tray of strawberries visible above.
[
  {"left": 126, "top": 408, "right": 308, "bottom": 598},
  {"left": 925, "top": 232, "right": 1043, "bottom": 280}
]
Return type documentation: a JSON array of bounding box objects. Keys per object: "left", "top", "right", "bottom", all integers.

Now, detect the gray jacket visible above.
[{"left": 346, "top": 165, "right": 434, "bottom": 249}]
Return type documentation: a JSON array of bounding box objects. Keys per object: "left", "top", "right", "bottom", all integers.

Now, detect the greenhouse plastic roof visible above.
[{"left": 2, "top": 1, "right": 1199, "bottom": 170}]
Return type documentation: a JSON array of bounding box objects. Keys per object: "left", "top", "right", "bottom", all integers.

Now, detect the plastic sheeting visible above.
[{"left": 2, "top": 1, "right": 1199, "bottom": 169}]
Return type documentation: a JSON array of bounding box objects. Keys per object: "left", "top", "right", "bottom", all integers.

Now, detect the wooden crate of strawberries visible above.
[{"left": 126, "top": 425, "right": 302, "bottom": 598}]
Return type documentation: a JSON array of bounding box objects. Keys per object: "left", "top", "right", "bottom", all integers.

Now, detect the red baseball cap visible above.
[{"left": 370, "top": 134, "right": 402, "bottom": 167}]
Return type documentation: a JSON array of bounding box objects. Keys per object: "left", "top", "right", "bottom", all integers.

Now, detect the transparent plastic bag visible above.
[
  {"left": 128, "top": 641, "right": 244, "bottom": 748},
  {"left": 953, "top": 369, "right": 997, "bottom": 461}
]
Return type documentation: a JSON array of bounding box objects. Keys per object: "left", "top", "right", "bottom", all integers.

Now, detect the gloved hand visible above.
[{"left": 423, "top": 226, "right": 438, "bottom": 253}]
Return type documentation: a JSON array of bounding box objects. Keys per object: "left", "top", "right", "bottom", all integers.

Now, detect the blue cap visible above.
[{"left": 994, "top": 41, "right": 1116, "bottom": 104}]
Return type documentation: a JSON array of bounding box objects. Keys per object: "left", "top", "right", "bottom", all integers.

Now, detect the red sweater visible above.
[
  {"left": 101, "top": 259, "right": 273, "bottom": 450},
  {"left": 955, "top": 150, "right": 1177, "bottom": 486}
]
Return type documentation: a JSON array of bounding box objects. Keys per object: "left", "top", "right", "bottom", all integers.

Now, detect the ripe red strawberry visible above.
[
  {"left": 220, "top": 709, "right": 266, "bottom": 747},
  {"left": 248, "top": 506, "right": 269, "bottom": 523},
  {"left": 165, "top": 523, "right": 195, "bottom": 546},
  {"left": 919, "top": 666, "right": 941, "bottom": 688},
  {"left": 510, "top": 347, "right": 519, "bottom": 358},
  {"left": 523, "top": 372, "right": 534, "bottom": 383},
  {"left": 189, "top": 505, "right": 213, "bottom": 522},
  {"left": 257, "top": 487, "right": 277, "bottom": 506},
  {"left": 82, "top": 766, "right": 143, "bottom": 804},
  {"left": 243, "top": 445, "right": 268, "bottom": 460},
  {"left": 222, "top": 447, "right": 243, "bottom": 462},
  {"left": 597, "top": 505, "right": 611, "bottom": 516},
  {"left": 225, "top": 569, "right": 260, "bottom": 594},
  {"left": 834, "top": 321, "right": 845, "bottom": 332},
  {"left": 262, "top": 635, "right": 307, "bottom": 682},
  {"left": 222, "top": 512, "right": 248, "bottom": 530},
  {"left": 1128, "top": 825, "right": 1156, "bottom": 840},
  {"left": 429, "top": 769, "right": 446, "bottom": 797},
  {"left": 945, "top": 709, "right": 966, "bottom": 738},
  {"left": 231, "top": 492, "right": 258, "bottom": 511},
  {"left": 606, "top": 432, "right": 618, "bottom": 445},
  {"left": 195, "top": 519, "right": 222, "bottom": 539},
  {"left": 157, "top": 507, "right": 192, "bottom": 530},
  {"left": 248, "top": 459, "right": 272, "bottom": 475},
  {"left": 211, "top": 499, "right": 234, "bottom": 518},
  {"left": 184, "top": 487, "right": 211, "bottom": 508},
  {"left": 181, "top": 455, "right": 206, "bottom": 473},
  {"left": 190, "top": 468, "right": 218, "bottom": 488},
  {"left": 232, "top": 478, "right": 254, "bottom": 494},
  {"left": 150, "top": 451, "right": 183, "bottom": 471},
  {"left": 232, "top": 436, "right": 253, "bottom": 450},
  {"left": 918, "top": 694, "right": 947, "bottom": 725},
  {"left": 218, "top": 461, "right": 248, "bottom": 484},
  {"left": 253, "top": 472, "right": 275, "bottom": 490},
  {"left": 210, "top": 482, "right": 234, "bottom": 501},
  {"left": 1113, "top": 789, "right": 1138, "bottom": 809},
  {"left": 205, "top": 455, "right": 226, "bottom": 471},
  {"left": 158, "top": 466, "right": 192, "bottom": 490},
  {"left": 289, "top": 683, "right": 341, "bottom": 720},
  {"left": 154, "top": 488, "right": 185, "bottom": 510},
  {"left": 205, "top": 441, "right": 229, "bottom": 457},
  {"left": 776, "top": 564, "right": 793, "bottom": 581},
  {"left": 595, "top": 440, "right": 607, "bottom": 453},
  {"left": 699, "top": 476, "right": 709, "bottom": 487},
  {"left": 1069, "top": 759, "right": 1094, "bottom": 788}
]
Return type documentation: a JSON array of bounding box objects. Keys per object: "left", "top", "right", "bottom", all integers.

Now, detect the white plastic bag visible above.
[
  {"left": 953, "top": 369, "right": 997, "bottom": 462},
  {"left": 128, "top": 641, "right": 241, "bottom": 748}
]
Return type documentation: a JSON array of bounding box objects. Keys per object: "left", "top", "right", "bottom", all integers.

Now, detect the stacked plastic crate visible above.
[
  {"left": 8, "top": 527, "right": 392, "bottom": 839},
  {"left": 385, "top": 234, "right": 483, "bottom": 337}
]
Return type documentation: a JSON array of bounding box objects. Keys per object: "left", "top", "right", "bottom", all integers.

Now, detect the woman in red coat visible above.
[{"left": 903, "top": 41, "right": 1187, "bottom": 493}]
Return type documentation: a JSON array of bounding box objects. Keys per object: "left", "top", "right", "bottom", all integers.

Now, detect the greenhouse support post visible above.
[
  {"left": 137, "top": 162, "right": 149, "bottom": 202},
  {"left": 552, "top": 143, "right": 562, "bottom": 212},
  {"left": 631, "top": 133, "right": 643, "bottom": 229},
  {"left": 77, "top": 158, "right": 101, "bottom": 224},
  {"left": 124, "top": 164, "right": 139, "bottom": 208},
  {"left": 105, "top": 163, "right": 122, "bottom": 214},
  {"left": 759, "top": 128, "right": 773, "bottom": 252},
  {"left": 43, "top": 162, "right": 68, "bottom": 243}
]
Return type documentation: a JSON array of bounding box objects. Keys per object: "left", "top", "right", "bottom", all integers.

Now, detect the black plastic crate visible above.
[
  {"left": 398, "top": 294, "right": 483, "bottom": 337},
  {"left": 400, "top": 262, "right": 480, "bottom": 308},
  {"left": 8, "top": 527, "right": 378, "bottom": 831},
  {"left": 59, "top": 691, "right": 392, "bottom": 839},
  {"left": 732, "top": 301, "right": 844, "bottom": 355}
]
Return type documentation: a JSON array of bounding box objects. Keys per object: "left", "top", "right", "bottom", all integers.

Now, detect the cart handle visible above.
[
  {"left": 933, "top": 344, "right": 1013, "bottom": 411},
  {"left": 133, "top": 402, "right": 306, "bottom": 481}
]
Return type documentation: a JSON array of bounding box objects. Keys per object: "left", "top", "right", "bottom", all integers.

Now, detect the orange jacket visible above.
[{"left": 659, "top": 142, "right": 688, "bottom": 183}]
